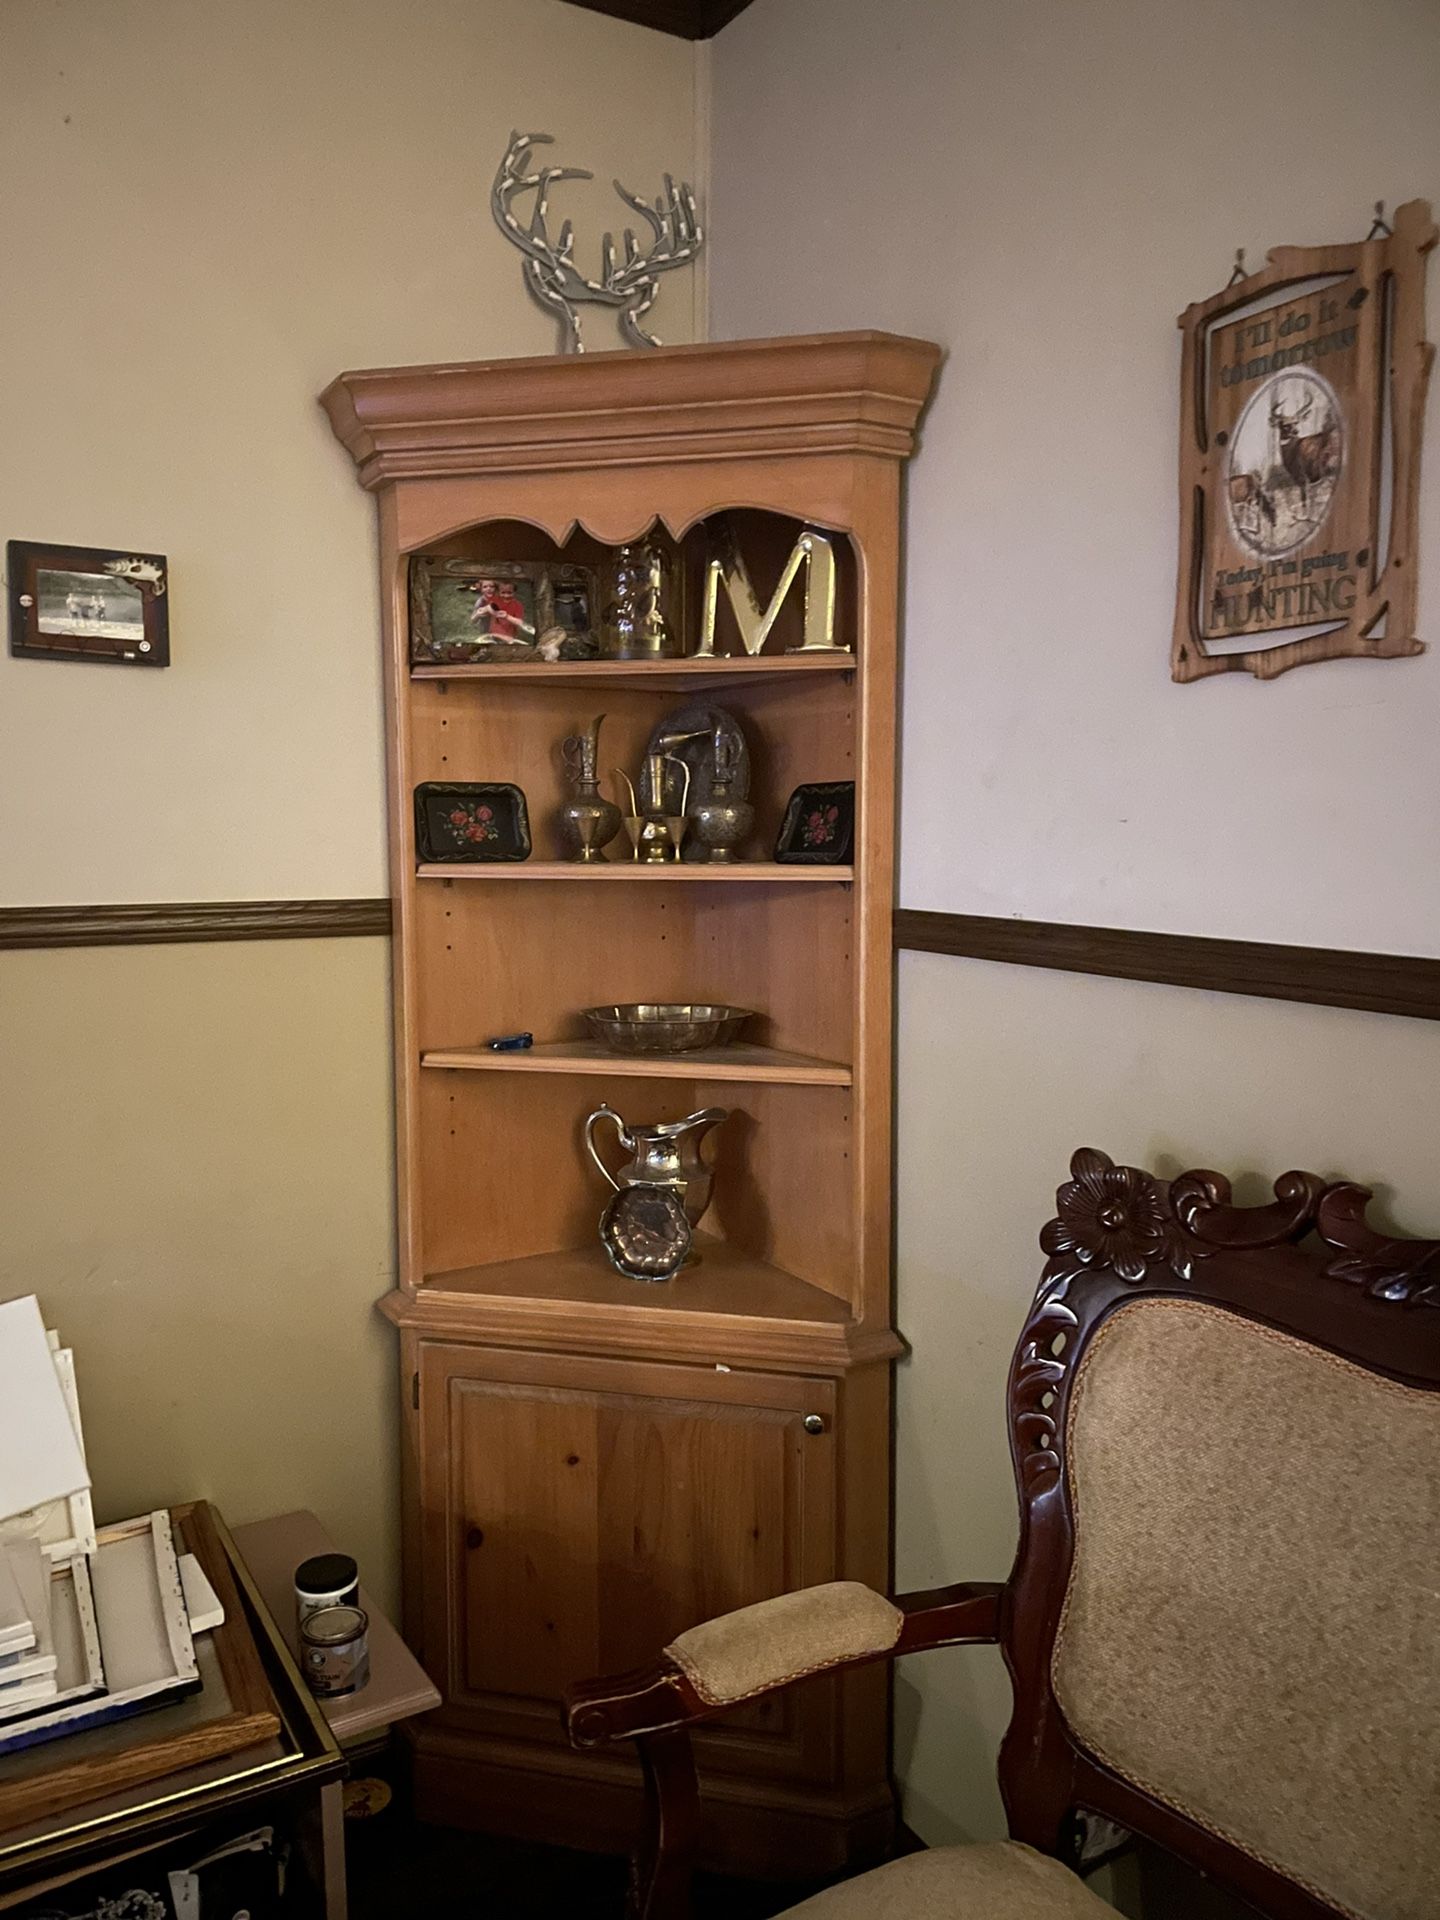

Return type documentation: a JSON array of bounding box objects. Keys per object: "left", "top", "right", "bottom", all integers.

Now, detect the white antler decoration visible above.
[{"left": 491, "top": 131, "right": 704, "bottom": 353}]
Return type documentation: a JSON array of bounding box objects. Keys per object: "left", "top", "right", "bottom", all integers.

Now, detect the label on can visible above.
[{"left": 301, "top": 1605, "right": 370, "bottom": 1698}]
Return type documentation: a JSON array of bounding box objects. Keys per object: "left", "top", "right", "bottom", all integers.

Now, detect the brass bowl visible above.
[{"left": 583, "top": 1003, "right": 753, "bottom": 1055}]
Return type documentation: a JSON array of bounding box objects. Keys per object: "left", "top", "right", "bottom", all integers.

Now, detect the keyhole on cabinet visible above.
[{"left": 466, "top": 1526, "right": 485, "bottom": 1550}]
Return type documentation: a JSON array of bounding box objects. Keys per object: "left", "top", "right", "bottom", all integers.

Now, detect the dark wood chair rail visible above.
[
  {"left": 893, "top": 908, "right": 1440, "bottom": 1023},
  {"left": 0, "top": 899, "right": 392, "bottom": 950},
  {"left": 4, "top": 898, "right": 1435, "bottom": 1028}
]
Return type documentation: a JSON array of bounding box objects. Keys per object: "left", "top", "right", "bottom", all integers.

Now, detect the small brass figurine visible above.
[{"left": 558, "top": 715, "right": 622, "bottom": 862}]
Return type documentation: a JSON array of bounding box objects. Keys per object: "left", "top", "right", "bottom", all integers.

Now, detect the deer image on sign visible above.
[
  {"left": 491, "top": 130, "right": 703, "bottom": 355},
  {"left": 1172, "top": 200, "right": 1435, "bottom": 681}
]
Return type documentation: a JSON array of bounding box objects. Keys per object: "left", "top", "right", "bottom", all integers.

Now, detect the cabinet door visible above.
[{"left": 417, "top": 1343, "right": 838, "bottom": 1778}]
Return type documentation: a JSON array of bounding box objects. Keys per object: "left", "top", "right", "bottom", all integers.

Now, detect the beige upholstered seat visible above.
[{"left": 779, "top": 1843, "right": 1114, "bottom": 1918}]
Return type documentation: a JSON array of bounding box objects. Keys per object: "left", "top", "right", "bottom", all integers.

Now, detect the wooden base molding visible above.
[
  {"left": 893, "top": 909, "right": 1440, "bottom": 1023},
  {"left": 0, "top": 898, "right": 392, "bottom": 951}
]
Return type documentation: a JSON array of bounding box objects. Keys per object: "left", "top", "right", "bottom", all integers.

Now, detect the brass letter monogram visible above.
[{"left": 697, "top": 519, "right": 845, "bottom": 657}]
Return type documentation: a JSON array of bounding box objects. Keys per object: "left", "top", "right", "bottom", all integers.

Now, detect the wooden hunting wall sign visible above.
[{"left": 1172, "top": 198, "right": 1435, "bottom": 682}]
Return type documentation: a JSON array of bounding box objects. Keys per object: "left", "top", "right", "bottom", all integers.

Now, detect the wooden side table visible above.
[
  {"left": 0, "top": 1510, "right": 345, "bottom": 1916},
  {"left": 231, "top": 1509, "right": 439, "bottom": 1749}
]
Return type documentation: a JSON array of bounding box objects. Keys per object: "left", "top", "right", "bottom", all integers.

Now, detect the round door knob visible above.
[
  {"left": 466, "top": 1526, "right": 485, "bottom": 1550},
  {"left": 802, "top": 1413, "right": 826, "bottom": 1435}
]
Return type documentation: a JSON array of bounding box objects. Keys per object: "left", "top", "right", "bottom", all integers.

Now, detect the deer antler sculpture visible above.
[{"left": 491, "top": 130, "right": 703, "bottom": 354}]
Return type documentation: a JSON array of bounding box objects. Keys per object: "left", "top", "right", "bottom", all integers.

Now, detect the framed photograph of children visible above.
[
  {"left": 409, "top": 557, "right": 597, "bottom": 665},
  {"left": 8, "top": 541, "right": 170, "bottom": 668}
]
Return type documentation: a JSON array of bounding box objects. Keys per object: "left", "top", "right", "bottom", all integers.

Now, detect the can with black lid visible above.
[{"left": 295, "top": 1552, "right": 359, "bottom": 1632}]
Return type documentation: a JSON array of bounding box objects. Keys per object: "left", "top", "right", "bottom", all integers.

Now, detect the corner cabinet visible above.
[{"left": 320, "top": 333, "right": 941, "bottom": 1879}]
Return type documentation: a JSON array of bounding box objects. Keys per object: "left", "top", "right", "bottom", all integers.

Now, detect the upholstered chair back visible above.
[{"left": 1050, "top": 1294, "right": 1439, "bottom": 1920}]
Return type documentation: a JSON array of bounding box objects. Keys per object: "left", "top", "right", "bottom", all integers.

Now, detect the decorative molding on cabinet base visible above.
[
  {"left": 892, "top": 909, "right": 1440, "bottom": 1023},
  {"left": 408, "top": 1719, "right": 896, "bottom": 1880},
  {"left": 378, "top": 1287, "right": 905, "bottom": 1376}
]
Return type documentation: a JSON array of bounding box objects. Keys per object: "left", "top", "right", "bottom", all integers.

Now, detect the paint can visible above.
[
  {"left": 300, "top": 1604, "right": 370, "bottom": 1698},
  {"left": 295, "top": 1552, "right": 359, "bottom": 1630}
]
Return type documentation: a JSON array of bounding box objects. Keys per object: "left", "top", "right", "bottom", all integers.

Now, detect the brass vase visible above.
[
  {"left": 690, "top": 728, "right": 753, "bottom": 862},
  {"left": 600, "top": 539, "right": 676, "bottom": 659},
  {"left": 558, "top": 716, "right": 622, "bottom": 862},
  {"left": 691, "top": 774, "right": 753, "bottom": 863}
]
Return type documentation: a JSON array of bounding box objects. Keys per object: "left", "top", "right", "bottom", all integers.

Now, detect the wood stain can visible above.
[{"left": 300, "top": 1604, "right": 370, "bottom": 1698}]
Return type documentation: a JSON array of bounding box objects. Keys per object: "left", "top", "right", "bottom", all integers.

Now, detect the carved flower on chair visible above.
[{"left": 1040, "top": 1147, "right": 1196, "bottom": 1289}]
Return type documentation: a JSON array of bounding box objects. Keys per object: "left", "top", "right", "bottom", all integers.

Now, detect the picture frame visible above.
[
  {"left": 1172, "top": 198, "right": 1434, "bottom": 682},
  {"left": 7, "top": 541, "right": 170, "bottom": 668},
  {"left": 409, "top": 556, "right": 597, "bottom": 665},
  {"left": 774, "top": 781, "right": 856, "bottom": 864},
  {"left": 414, "top": 782, "right": 532, "bottom": 863}
]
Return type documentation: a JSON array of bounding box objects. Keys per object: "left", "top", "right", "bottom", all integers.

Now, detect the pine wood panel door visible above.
[{"left": 417, "top": 1342, "right": 839, "bottom": 1780}]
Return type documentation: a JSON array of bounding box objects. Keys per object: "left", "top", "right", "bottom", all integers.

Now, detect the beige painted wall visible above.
[
  {"left": 0, "top": 0, "right": 702, "bottom": 907},
  {"left": 0, "top": 938, "right": 400, "bottom": 1605},
  {"left": 707, "top": 0, "right": 1440, "bottom": 1868},
  {"left": 0, "top": 0, "right": 702, "bottom": 1601}
]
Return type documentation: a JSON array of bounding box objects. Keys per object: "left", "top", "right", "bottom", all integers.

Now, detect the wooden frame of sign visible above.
[{"left": 1172, "top": 198, "right": 1436, "bottom": 683}]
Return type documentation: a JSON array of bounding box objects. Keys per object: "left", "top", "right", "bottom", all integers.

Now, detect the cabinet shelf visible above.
[
  {"left": 411, "top": 655, "right": 854, "bottom": 690},
  {"left": 421, "top": 1039, "right": 852, "bottom": 1086},
  {"left": 415, "top": 861, "right": 852, "bottom": 883},
  {"left": 420, "top": 1234, "right": 854, "bottom": 1330}
]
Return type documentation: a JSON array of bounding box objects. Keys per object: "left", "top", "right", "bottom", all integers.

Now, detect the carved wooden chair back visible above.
[{"left": 1002, "top": 1151, "right": 1440, "bottom": 1920}]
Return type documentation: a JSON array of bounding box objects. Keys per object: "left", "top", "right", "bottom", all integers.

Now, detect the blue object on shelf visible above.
[{"left": 488, "top": 1033, "right": 534, "bottom": 1052}]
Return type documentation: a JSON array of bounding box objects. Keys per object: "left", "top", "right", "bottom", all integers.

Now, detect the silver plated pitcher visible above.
[{"left": 583, "top": 1103, "right": 729, "bottom": 1228}]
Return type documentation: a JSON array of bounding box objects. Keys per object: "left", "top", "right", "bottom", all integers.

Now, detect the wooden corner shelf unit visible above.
[{"left": 321, "top": 331, "right": 941, "bottom": 1879}]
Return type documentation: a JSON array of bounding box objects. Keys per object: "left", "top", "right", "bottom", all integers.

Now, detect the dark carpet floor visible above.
[{"left": 342, "top": 1765, "right": 844, "bottom": 1919}]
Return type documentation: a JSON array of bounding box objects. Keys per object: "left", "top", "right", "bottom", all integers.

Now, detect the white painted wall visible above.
[
  {"left": 0, "top": 0, "right": 702, "bottom": 906},
  {"left": 711, "top": 0, "right": 1440, "bottom": 953}
]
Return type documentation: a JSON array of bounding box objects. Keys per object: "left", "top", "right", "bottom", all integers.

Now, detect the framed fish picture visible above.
[
  {"left": 1172, "top": 200, "right": 1434, "bottom": 682},
  {"left": 8, "top": 541, "right": 170, "bottom": 667}
]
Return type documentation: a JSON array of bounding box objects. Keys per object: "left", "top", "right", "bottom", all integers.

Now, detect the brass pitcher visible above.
[{"left": 583, "top": 1104, "right": 729, "bottom": 1228}]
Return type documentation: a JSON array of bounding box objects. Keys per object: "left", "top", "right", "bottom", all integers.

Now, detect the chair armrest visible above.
[{"left": 565, "top": 1579, "right": 1001, "bottom": 1748}]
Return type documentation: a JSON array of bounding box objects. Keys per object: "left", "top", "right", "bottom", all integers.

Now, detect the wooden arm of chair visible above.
[
  {"left": 566, "top": 1578, "right": 1002, "bottom": 1749},
  {"left": 563, "top": 1581, "right": 1001, "bottom": 1920}
]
